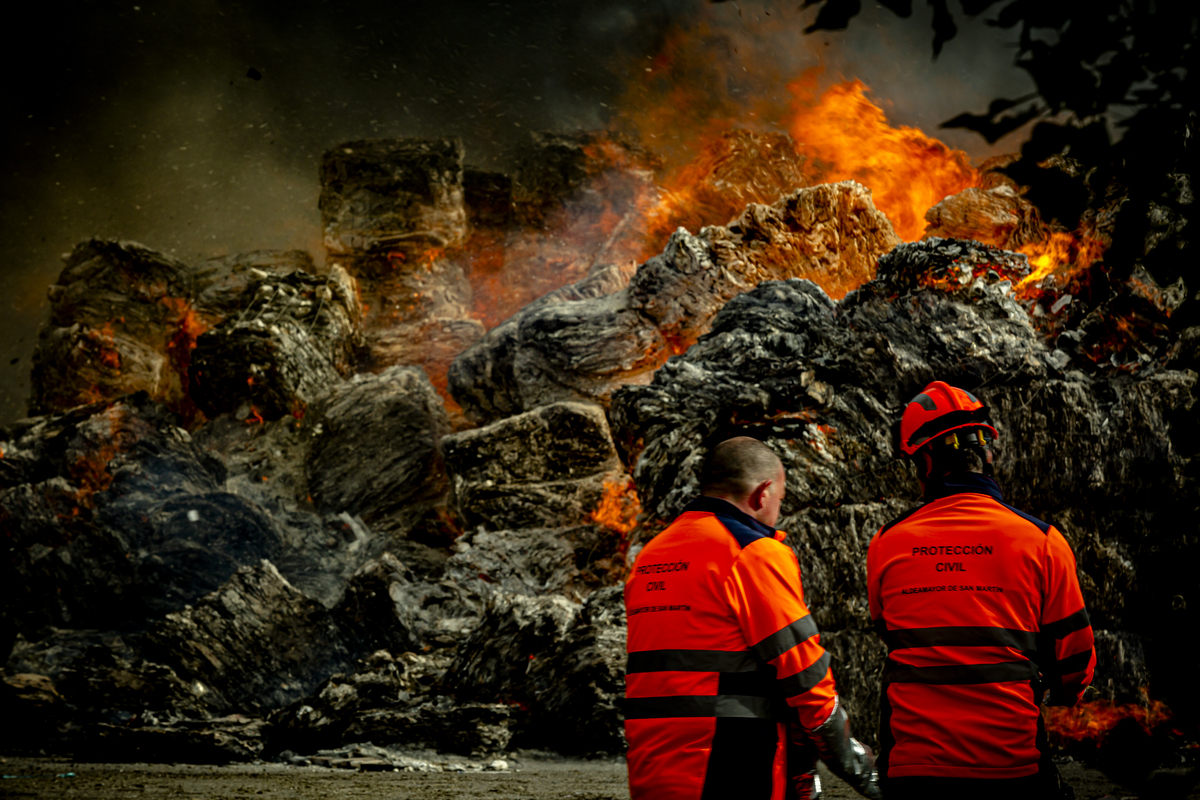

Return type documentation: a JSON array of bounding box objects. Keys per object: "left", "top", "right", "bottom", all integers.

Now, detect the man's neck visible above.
[{"left": 702, "top": 492, "right": 760, "bottom": 524}]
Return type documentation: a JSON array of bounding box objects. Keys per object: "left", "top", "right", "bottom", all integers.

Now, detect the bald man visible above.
[{"left": 624, "top": 437, "right": 879, "bottom": 800}]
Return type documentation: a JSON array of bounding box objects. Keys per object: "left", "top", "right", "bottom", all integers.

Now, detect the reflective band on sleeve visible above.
[
  {"left": 626, "top": 649, "right": 760, "bottom": 674},
  {"left": 751, "top": 615, "right": 820, "bottom": 663},
  {"left": 1040, "top": 608, "right": 1091, "bottom": 639},
  {"left": 775, "top": 651, "right": 832, "bottom": 697},
  {"left": 1052, "top": 649, "right": 1094, "bottom": 674},
  {"left": 622, "top": 694, "right": 775, "bottom": 720},
  {"left": 882, "top": 659, "right": 1039, "bottom": 685},
  {"left": 883, "top": 626, "right": 1038, "bottom": 652}
]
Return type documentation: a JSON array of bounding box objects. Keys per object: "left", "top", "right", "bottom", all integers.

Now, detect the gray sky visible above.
[{"left": 0, "top": 0, "right": 1034, "bottom": 426}]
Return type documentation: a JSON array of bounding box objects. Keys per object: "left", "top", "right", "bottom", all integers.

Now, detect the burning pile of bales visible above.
[{"left": 3, "top": 129, "right": 1196, "bottom": 771}]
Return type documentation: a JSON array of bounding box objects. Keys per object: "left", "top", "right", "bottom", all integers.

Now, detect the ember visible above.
[
  {"left": 1016, "top": 231, "right": 1109, "bottom": 295},
  {"left": 1044, "top": 693, "right": 1175, "bottom": 747},
  {"left": 590, "top": 477, "right": 642, "bottom": 538}
]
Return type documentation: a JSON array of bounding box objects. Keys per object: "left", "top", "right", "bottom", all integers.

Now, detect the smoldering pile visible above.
[{"left": 2, "top": 133, "right": 1196, "bottom": 768}]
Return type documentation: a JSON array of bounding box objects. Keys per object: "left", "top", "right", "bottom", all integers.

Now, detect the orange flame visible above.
[
  {"left": 1016, "top": 232, "right": 1109, "bottom": 295},
  {"left": 590, "top": 477, "right": 642, "bottom": 536},
  {"left": 786, "top": 76, "right": 979, "bottom": 242},
  {"left": 159, "top": 296, "right": 208, "bottom": 425},
  {"left": 1044, "top": 694, "right": 1174, "bottom": 746}
]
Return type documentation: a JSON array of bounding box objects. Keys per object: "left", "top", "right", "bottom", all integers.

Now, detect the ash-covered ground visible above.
[{"left": 2, "top": 756, "right": 1186, "bottom": 800}]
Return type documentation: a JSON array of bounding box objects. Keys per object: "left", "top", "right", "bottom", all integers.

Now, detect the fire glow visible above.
[
  {"left": 453, "top": 73, "right": 1100, "bottom": 334},
  {"left": 590, "top": 477, "right": 642, "bottom": 537},
  {"left": 1044, "top": 694, "right": 1176, "bottom": 747}
]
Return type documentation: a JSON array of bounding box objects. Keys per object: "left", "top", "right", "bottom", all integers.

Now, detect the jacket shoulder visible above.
[
  {"left": 994, "top": 500, "right": 1053, "bottom": 535},
  {"left": 877, "top": 504, "right": 922, "bottom": 538}
]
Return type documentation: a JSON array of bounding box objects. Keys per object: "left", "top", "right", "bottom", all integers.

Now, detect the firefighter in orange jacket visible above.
[
  {"left": 625, "top": 436, "right": 880, "bottom": 800},
  {"left": 868, "top": 381, "right": 1096, "bottom": 799}
]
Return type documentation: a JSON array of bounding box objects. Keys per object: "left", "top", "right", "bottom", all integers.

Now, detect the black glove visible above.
[{"left": 808, "top": 696, "right": 881, "bottom": 800}]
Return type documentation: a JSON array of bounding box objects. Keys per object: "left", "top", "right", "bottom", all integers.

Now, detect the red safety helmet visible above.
[{"left": 897, "top": 381, "right": 999, "bottom": 457}]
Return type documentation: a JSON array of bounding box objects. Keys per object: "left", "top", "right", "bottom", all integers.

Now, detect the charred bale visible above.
[
  {"left": 440, "top": 401, "right": 626, "bottom": 532},
  {"left": 30, "top": 241, "right": 321, "bottom": 418},
  {"left": 306, "top": 366, "right": 450, "bottom": 528},
  {"left": 71, "top": 716, "right": 267, "bottom": 764},
  {"left": 436, "top": 586, "right": 626, "bottom": 754},
  {"left": 52, "top": 641, "right": 212, "bottom": 721},
  {"left": 319, "top": 138, "right": 483, "bottom": 392},
  {"left": 333, "top": 554, "right": 424, "bottom": 657},
  {"left": 188, "top": 267, "right": 361, "bottom": 421},
  {"left": 449, "top": 261, "right": 633, "bottom": 422},
  {"left": 444, "top": 524, "right": 621, "bottom": 601},
  {"left": 629, "top": 129, "right": 814, "bottom": 256},
  {"left": 319, "top": 138, "right": 467, "bottom": 255},
  {"left": 512, "top": 130, "right": 657, "bottom": 229},
  {"left": 0, "top": 396, "right": 292, "bottom": 635},
  {"left": 139, "top": 560, "right": 355, "bottom": 715},
  {"left": 267, "top": 650, "right": 512, "bottom": 757},
  {"left": 30, "top": 240, "right": 201, "bottom": 416},
  {"left": 331, "top": 550, "right": 485, "bottom": 654},
  {"left": 441, "top": 592, "right": 580, "bottom": 705},
  {"left": 191, "top": 250, "right": 319, "bottom": 321},
  {"left": 266, "top": 649, "right": 438, "bottom": 754},
  {"left": 923, "top": 185, "right": 1043, "bottom": 250},
  {"left": 522, "top": 585, "right": 627, "bottom": 754}
]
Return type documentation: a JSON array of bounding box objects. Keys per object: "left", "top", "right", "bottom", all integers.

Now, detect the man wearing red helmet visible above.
[{"left": 867, "top": 381, "right": 1095, "bottom": 799}]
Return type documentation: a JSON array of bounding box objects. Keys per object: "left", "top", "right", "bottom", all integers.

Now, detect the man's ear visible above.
[{"left": 748, "top": 479, "right": 772, "bottom": 512}]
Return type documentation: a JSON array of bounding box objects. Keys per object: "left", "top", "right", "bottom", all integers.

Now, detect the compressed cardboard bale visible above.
[
  {"left": 188, "top": 267, "right": 362, "bottom": 421},
  {"left": 440, "top": 401, "right": 625, "bottom": 532},
  {"left": 319, "top": 138, "right": 467, "bottom": 255},
  {"left": 140, "top": 560, "right": 354, "bottom": 714},
  {"left": 30, "top": 240, "right": 201, "bottom": 415},
  {"left": 306, "top": 366, "right": 451, "bottom": 524}
]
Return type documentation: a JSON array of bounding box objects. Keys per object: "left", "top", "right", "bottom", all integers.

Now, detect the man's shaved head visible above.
[{"left": 700, "top": 437, "right": 783, "bottom": 498}]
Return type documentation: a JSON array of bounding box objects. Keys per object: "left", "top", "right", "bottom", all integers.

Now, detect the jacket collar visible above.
[
  {"left": 923, "top": 471, "right": 1004, "bottom": 503},
  {"left": 683, "top": 495, "right": 780, "bottom": 539}
]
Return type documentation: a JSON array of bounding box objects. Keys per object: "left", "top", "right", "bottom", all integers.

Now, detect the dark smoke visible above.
[{"left": 0, "top": 0, "right": 1030, "bottom": 426}]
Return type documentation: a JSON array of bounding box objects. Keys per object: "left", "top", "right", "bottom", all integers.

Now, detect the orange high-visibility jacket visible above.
[
  {"left": 867, "top": 473, "right": 1095, "bottom": 780},
  {"left": 624, "top": 496, "right": 838, "bottom": 800}
]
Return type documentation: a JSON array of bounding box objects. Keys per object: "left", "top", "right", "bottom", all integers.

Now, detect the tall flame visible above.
[{"left": 786, "top": 75, "right": 979, "bottom": 242}]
